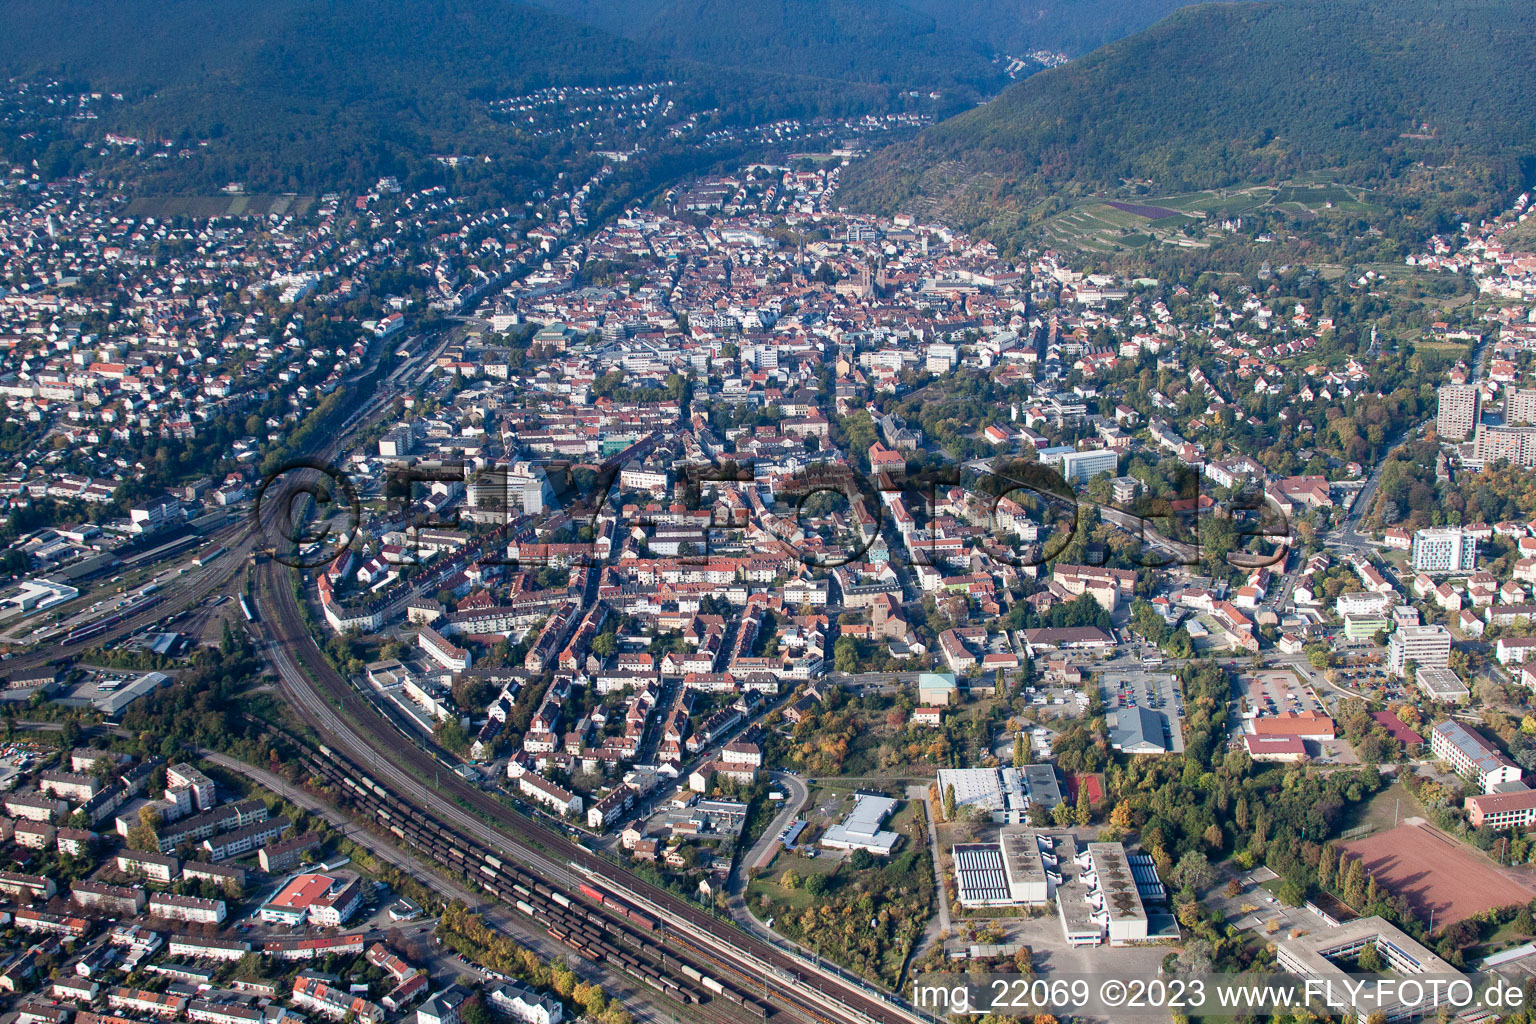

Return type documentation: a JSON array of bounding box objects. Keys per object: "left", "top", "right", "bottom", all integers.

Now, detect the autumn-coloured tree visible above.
[{"left": 1109, "top": 801, "right": 1134, "bottom": 829}]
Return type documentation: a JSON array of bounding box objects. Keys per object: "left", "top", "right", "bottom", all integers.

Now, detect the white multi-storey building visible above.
[
  {"left": 1430, "top": 720, "right": 1522, "bottom": 793},
  {"left": 1411, "top": 528, "right": 1476, "bottom": 572},
  {"left": 1386, "top": 623, "right": 1451, "bottom": 676}
]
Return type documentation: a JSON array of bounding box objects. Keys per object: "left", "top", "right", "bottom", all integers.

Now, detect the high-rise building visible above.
[
  {"left": 1474, "top": 423, "right": 1536, "bottom": 468},
  {"left": 1387, "top": 623, "right": 1452, "bottom": 676},
  {"left": 1508, "top": 388, "right": 1536, "bottom": 427},
  {"left": 1436, "top": 383, "right": 1480, "bottom": 441},
  {"left": 1039, "top": 446, "right": 1119, "bottom": 484},
  {"left": 1411, "top": 527, "right": 1476, "bottom": 572}
]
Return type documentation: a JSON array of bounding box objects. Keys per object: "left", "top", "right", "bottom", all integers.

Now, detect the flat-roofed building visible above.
[
  {"left": 1001, "top": 828, "right": 1052, "bottom": 904},
  {"left": 1051, "top": 447, "right": 1119, "bottom": 484},
  {"left": 937, "top": 767, "right": 1031, "bottom": 823},
  {"left": 819, "top": 793, "right": 900, "bottom": 855},
  {"left": 1343, "top": 613, "right": 1390, "bottom": 640},
  {"left": 1083, "top": 842, "right": 1148, "bottom": 945},
  {"left": 1412, "top": 527, "right": 1477, "bottom": 572},
  {"left": 1475, "top": 423, "right": 1536, "bottom": 468},
  {"left": 1275, "top": 916, "right": 1459, "bottom": 1024},
  {"left": 1387, "top": 624, "right": 1452, "bottom": 676},
  {"left": 953, "top": 829, "right": 1051, "bottom": 906},
  {"left": 166, "top": 764, "right": 216, "bottom": 812},
  {"left": 1437, "top": 383, "right": 1480, "bottom": 441},
  {"left": 1414, "top": 666, "right": 1470, "bottom": 703}
]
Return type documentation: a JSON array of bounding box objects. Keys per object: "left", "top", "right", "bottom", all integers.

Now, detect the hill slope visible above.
[
  {"left": 841, "top": 0, "right": 1536, "bottom": 236},
  {"left": 899, "top": 0, "right": 1199, "bottom": 58},
  {"left": 0, "top": 0, "right": 668, "bottom": 188},
  {"left": 1, "top": 0, "right": 1020, "bottom": 192},
  {"left": 631, "top": 0, "right": 1000, "bottom": 91},
  {"left": 528, "top": 0, "right": 1207, "bottom": 70}
]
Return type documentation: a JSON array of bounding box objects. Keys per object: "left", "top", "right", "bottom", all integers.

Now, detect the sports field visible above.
[{"left": 1340, "top": 822, "right": 1533, "bottom": 931}]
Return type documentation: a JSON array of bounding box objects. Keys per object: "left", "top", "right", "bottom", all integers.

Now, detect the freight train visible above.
[{"left": 289, "top": 735, "right": 769, "bottom": 1019}]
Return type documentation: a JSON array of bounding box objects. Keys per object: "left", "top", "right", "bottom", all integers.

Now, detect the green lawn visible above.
[{"left": 1340, "top": 781, "right": 1426, "bottom": 835}]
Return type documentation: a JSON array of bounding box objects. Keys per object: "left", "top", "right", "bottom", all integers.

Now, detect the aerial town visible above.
[{"left": 4, "top": 34, "right": 1536, "bottom": 1024}]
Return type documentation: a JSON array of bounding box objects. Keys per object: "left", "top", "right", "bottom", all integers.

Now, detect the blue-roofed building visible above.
[{"left": 918, "top": 673, "right": 958, "bottom": 705}]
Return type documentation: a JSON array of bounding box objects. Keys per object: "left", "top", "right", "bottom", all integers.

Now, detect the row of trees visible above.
[{"left": 437, "top": 902, "right": 634, "bottom": 1024}]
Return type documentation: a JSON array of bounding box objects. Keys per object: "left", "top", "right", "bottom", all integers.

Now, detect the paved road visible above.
[
  {"left": 907, "top": 784, "right": 951, "bottom": 958},
  {"left": 731, "top": 771, "right": 809, "bottom": 887}
]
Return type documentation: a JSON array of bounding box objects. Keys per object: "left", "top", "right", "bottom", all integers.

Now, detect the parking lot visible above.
[
  {"left": 1241, "top": 669, "right": 1324, "bottom": 719},
  {"left": 1206, "top": 866, "right": 1333, "bottom": 940}
]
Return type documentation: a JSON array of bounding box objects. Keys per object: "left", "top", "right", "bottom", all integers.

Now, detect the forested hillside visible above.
[
  {"left": 0, "top": 0, "right": 1240, "bottom": 197},
  {"left": 632, "top": 0, "right": 1000, "bottom": 91},
  {"left": 0, "top": 0, "right": 667, "bottom": 190},
  {"left": 900, "top": 0, "right": 1197, "bottom": 57},
  {"left": 841, "top": 0, "right": 1536, "bottom": 241},
  {"left": 528, "top": 0, "right": 1205, "bottom": 70},
  {"left": 0, "top": 0, "right": 948, "bottom": 193}
]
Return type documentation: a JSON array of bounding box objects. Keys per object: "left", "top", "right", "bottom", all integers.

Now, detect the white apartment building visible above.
[
  {"left": 1411, "top": 527, "right": 1476, "bottom": 572},
  {"left": 147, "top": 893, "right": 226, "bottom": 925},
  {"left": 1430, "top": 720, "right": 1522, "bottom": 793}
]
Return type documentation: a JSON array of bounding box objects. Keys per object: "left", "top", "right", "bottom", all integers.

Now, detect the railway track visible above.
[
  {"left": 252, "top": 553, "right": 922, "bottom": 1024},
  {"left": 262, "top": 723, "right": 756, "bottom": 1024},
  {"left": 6, "top": 520, "right": 255, "bottom": 665}
]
